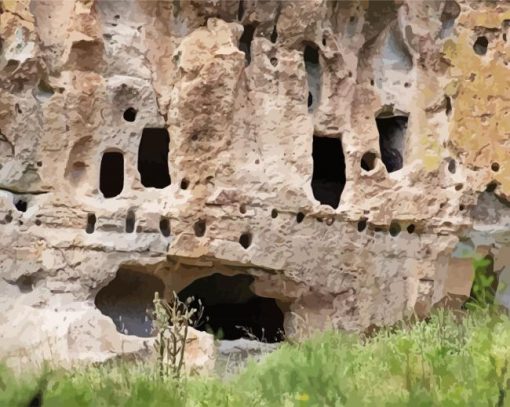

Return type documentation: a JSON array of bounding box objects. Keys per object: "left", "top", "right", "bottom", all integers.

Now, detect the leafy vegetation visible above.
[{"left": 2, "top": 308, "right": 510, "bottom": 406}]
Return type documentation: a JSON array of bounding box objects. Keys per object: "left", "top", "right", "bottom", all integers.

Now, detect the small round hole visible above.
[
  {"left": 35, "top": 219, "right": 42, "bottom": 226},
  {"left": 15, "top": 200, "right": 27, "bottom": 212},
  {"left": 271, "top": 209, "right": 278, "bottom": 219},
  {"left": 194, "top": 219, "right": 206, "bottom": 237},
  {"left": 407, "top": 224, "right": 415, "bottom": 234},
  {"left": 180, "top": 178, "right": 190, "bottom": 190},
  {"left": 389, "top": 221, "right": 401, "bottom": 237},
  {"left": 357, "top": 219, "right": 367, "bottom": 232},
  {"left": 239, "top": 204, "right": 247, "bottom": 214},
  {"left": 361, "top": 152, "right": 376, "bottom": 172},
  {"left": 491, "top": 162, "right": 500, "bottom": 172},
  {"left": 36, "top": 161, "right": 43, "bottom": 167},
  {"left": 296, "top": 212, "right": 305, "bottom": 223},
  {"left": 191, "top": 133, "right": 199, "bottom": 141},
  {"left": 455, "top": 183, "right": 463, "bottom": 191},
  {"left": 270, "top": 57, "right": 278, "bottom": 66},
  {"left": 5, "top": 214, "right": 13, "bottom": 224},
  {"left": 447, "top": 159, "right": 456, "bottom": 174},
  {"left": 459, "top": 204, "right": 465, "bottom": 211},
  {"left": 486, "top": 181, "right": 498, "bottom": 192},
  {"left": 473, "top": 36, "right": 489, "bottom": 56},
  {"left": 370, "top": 79, "right": 374, "bottom": 86},
  {"left": 239, "top": 232, "right": 252, "bottom": 249},
  {"left": 404, "top": 82, "right": 411, "bottom": 88},
  {"left": 16, "top": 275, "right": 34, "bottom": 293},
  {"left": 123, "top": 107, "right": 137, "bottom": 122},
  {"left": 307, "top": 92, "right": 313, "bottom": 108}
]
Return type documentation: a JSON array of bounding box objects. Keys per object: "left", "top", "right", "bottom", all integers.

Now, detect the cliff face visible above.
[{"left": 1, "top": 0, "right": 509, "bottom": 367}]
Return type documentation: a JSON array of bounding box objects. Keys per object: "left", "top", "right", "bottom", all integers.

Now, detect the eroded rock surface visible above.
[{"left": 1, "top": 0, "right": 509, "bottom": 369}]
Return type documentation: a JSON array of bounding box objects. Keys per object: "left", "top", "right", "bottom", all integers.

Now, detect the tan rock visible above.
[{"left": 1, "top": 0, "right": 509, "bottom": 368}]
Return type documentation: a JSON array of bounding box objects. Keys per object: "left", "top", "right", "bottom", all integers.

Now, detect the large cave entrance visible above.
[
  {"left": 178, "top": 273, "right": 285, "bottom": 343},
  {"left": 95, "top": 268, "right": 164, "bottom": 337}
]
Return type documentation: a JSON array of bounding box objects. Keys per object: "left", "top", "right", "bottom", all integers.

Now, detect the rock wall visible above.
[{"left": 1, "top": 0, "right": 509, "bottom": 367}]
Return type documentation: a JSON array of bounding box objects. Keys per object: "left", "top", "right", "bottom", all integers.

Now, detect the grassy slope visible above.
[{"left": 2, "top": 310, "right": 510, "bottom": 406}]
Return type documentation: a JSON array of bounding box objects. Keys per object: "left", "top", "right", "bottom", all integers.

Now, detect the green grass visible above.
[{"left": 2, "top": 309, "right": 510, "bottom": 406}]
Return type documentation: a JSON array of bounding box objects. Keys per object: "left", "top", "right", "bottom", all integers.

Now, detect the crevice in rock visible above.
[
  {"left": 237, "top": 0, "right": 244, "bottom": 21},
  {"left": 0, "top": 131, "right": 15, "bottom": 157},
  {"left": 100, "top": 151, "right": 124, "bottom": 198},
  {"left": 311, "top": 136, "right": 346, "bottom": 209},
  {"left": 376, "top": 113, "right": 408, "bottom": 173},
  {"left": 95, "top": 268, "right": 165, "bottom": 337},
  {"left": 239, "top": 24, "right": 257, "bottom": 65},
  {"left": 270, "top": 1, "right": 282, "bottom": 44},
  {"left": 439, "top": 0, "right": 460, "bottom": 39},
  {"left": 138, "top": 128, "right": 171, "bottom": 189},
  {"left": 304, "top": 43, "right": 320, "bottom": 112},
  {"left": 178, "top": 273, "right": 285, "bottom": 342}
]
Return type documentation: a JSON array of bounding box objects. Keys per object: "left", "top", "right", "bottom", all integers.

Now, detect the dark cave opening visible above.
[
  {"left": 95, "top": 268, "right": 164, "bottom": 337},
  {"left": 138, "top": 128, "right": 171, "bottom": 189},
  {"left": 100, "top": 151, "right": 124, "bottom": 198},
  {"left": 376, "top": 115, "right": 408, "bottom": 173},
  {"left": 311, "top": 136, "right": 346, "bottom": 209},
  {"left": 178, "top": 273, "right": 285, "bottom": 343}
]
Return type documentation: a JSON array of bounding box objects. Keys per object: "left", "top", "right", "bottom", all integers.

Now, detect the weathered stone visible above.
[{"left": 1, "top": 0, "right": 509, "bottom": 368}]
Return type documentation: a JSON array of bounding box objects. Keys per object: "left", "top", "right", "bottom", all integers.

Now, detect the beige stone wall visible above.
[{"left": 1, "top": 0, "right": 509, "bottom": 366}]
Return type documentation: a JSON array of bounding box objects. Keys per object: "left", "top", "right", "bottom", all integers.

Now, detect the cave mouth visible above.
[
  {"left": 311, "top": 136, "right": 346, "bottom": 209},
  {"left": 376, "top": 115, "right": 408, "bottom": 173},
  {"left": 178, "top": 273, "right": 285, "bottom": 343},
  {"left": 138, "top": 128, "right": 171, "bottom": 189},
  {"left": 100, "top": 151, "right": 124, "bottom": 198},
  {"left": 95, "top": 268, "right": 164, "bottom": 337}
]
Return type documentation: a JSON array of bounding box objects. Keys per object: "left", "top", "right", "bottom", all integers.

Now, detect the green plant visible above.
[
  {"left": 152, "top": 291, "right": 204, "bottom": 380},
  {"left": 468, "top": 255, "right": 497, "bottom": 309},
  {"left": 2, "top": 309, "right": 510, "bottom": 406}
]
